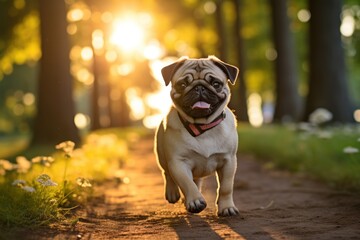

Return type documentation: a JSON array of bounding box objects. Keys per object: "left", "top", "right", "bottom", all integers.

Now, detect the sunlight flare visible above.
[
  {"left": 354, "top": 109, "right": 360, "bottom": 123},
  {"left": 297, "top": 9, "right": 311, "bottom": 22},
  {"left": 92, "top": 29, "right": 104, "bottom": 50},
  {"left": 144, "top": 41, "right": 164, "bottom": 60},
  {"left": 110, "top": 17, "right": 146, "bottom": 54},
  {"left": 142, "top": 59, "right": 175, "bottom": 128},
  {"left": 74, "top": 113, "right": 90, "bottom": 129},
  {"left": 248, "top": 93, "right": 263, "bottom": 127},
  {"left": 341, "top": 15, "right": 355, "bottom": 37},
  {"left": 125, "top": 88, "right": 146, "bottom": 120},
  {"left": 123, "top": 58, "right": 175, "bottom": 129},
  {"left": 80, "top": 46, "right": 93, "bottom": 61}
]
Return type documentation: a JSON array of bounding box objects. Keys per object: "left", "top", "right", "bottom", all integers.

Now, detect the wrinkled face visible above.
[{"left": 170, "top": 59, "right": 230, "bottom": 119}]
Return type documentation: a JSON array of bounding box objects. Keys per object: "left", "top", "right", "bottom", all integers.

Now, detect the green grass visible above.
[
  {"left": 0, "top": 134, "right": 30, "bottom": 159},
  {"left": 1, "top": 124, "right": 358, "bottom": 229},
  {"left": 238, "top": 124, "right": 360, "bottom": 191},
  {"left": 0, "top": 180, "right": 68, "bottom": 226},
  {"left": 0, "top": 128, "right": 154, "bottom": 228}
]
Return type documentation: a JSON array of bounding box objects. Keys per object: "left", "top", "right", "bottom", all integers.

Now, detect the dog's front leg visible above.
[
  {"left": 216, "top": 156, "right": 239, "bottom": 216},
  {"left": 164, "top": 172, "right": 181, "bottom": 203},
  {"left": 169, "top": 160, "right": 207, "bottom": 213}
]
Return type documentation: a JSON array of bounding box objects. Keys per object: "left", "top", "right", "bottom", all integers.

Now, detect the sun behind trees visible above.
[
  {"left": 0, "top": 0, "right": 360, "bottom": 236},
  {"left": 0, "top": 0, "right": 359, "bottom": 145}
]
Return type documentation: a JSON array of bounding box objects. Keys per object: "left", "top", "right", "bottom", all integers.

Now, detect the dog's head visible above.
[{"left": 161, "top": 56, "right": 239, "bottom": 124}]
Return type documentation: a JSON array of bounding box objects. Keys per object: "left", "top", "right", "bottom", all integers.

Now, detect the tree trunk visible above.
[
  {"left": 230, "top": 0, "right": 249, "bottom": 122},
  {"left": 32, "top": 0, "right": 80, "bottom": 145},
  {"left": 304, "top": 0, "right": 354, "bottom": 122},
  {"left": 270, "top": 0, "right": 301, "bottom": 123},
  {"left": 215, "top": 0, "right": 227, "bottom": 61},
  {"left": 109, "top": 88, "right": 130, "bottom": 127},
  {"left": 91, "top": 50, "right": 104, "bottom": 130}
]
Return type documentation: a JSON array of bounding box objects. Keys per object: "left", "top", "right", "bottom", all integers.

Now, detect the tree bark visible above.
[
  {"left": 230, "top": 0, "right": 249, "bottom": 122},
  {"left": 304, "top": 0, "right": 354, "bottom": 122},
  {"left": 108, "top": 88, "right": 130, "bottom": 127},
  {"left": 91, "top": 50, "right": 105, "bottom": 130},
  {"left": 270, "top": 0, "right": 301, "bottom": 122},
  {"left": 215, "top": 0, "right": 227, "bottom": 61},
  {"left": 32, "top": 0, "right": 80, "bottom": 145}
]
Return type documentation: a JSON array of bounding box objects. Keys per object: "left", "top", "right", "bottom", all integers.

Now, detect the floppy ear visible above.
[
  {"left": 161, "top": 57, "right": 188, "bottom": 86},
  {"left": 209, "top": 56, "right": 239, "bottom": 85}
]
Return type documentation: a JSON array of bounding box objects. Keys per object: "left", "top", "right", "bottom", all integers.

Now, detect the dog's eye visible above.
[
  {"left": 175, "top": 81, "right": 188, "bottom": 92},
  {"left": 212, "top": 81, "right": 223, "bottom": 90}
]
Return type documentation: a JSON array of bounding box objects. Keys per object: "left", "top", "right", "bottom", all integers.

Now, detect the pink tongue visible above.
[{"left": 192, "top": 101, "right": 210, "bottom": 109}]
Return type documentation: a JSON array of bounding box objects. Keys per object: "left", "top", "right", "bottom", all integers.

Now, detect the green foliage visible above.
[
  {"left": 242, "top": 0, "right": 274, "bottom": 94},
  {"left": 0, "top": 134, "right": 29, "bottom": 159},
  {"left": 343, "top": 1, "right": 360, "bottom": 102},
  {"left": 1, "top": 0, "right": 360, "bottom": 136},
  {"left": 0, "top": 130, "right": 134, "bottom": 228},
  {"left": 238, "top": 124, "right": 360, "bottom": 190},
  {"left": 0, "top": 64, "right": 38, "bottom": 135},
  {"left": 0, "top": 11, "right": 40, "bottom": 80},
  {"left": 0, "top": 180, "right": 67, "bottom": 227}
]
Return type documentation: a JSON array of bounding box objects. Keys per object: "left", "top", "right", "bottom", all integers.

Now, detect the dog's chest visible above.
[
  {"left": 186, "top": 119, "right": 237, "bottom": 157},
  {"left": 190, "top": 152, "right": 229, "bottom": 178},
  {"left": 190, "top": 134, "right": 229, "bottom": 158},
  {"left": 184, "top": 130, "right": 236, "bottom": 178}
]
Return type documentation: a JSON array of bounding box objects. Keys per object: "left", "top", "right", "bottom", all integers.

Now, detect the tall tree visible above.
[
  {"left": 89, "top": 1, "right": 111, "bottom": 130},
  {"left": 91, "top": 50, "right": 109, "bottom": 130},
  {"left": 270, "top": 0, "right": 301, "bottom": 122},
  {"left": 231, "top": 0, "right": 248, "bottom": 122},
  {"left": 304, "top": 0, "right": 354, "bottom": 122},
  {"left": 214, "top": 0, "right": 227, "bottom": 60},
  {"left": 32, "top": 0, "right": 80, "bottom": 145}
]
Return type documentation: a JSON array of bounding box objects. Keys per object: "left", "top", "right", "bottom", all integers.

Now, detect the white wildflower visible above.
[
  {"left": 36, "top": 174, "right": 58, "bottom": 187},
  {"left": 12, "top": 180, "right": 36, "bottom": 193},
  {"left": 343, "top": 146, "right": 359, "bottom": 154},
  {"left": 317, "top": 130, "right": 333, "bottom": 139},
  {"left": 15, "top": 156, "right": 32, "bottom": 173},
  {"left": 22, "top": 186, "right": 36, "bottom": 193},
  {"left": 0, "top": 159, "right": 14, "bottom": 176},
  {"left": 297, "top": 122, "right": 315, "bottom": 132},
  {"left": 0, "top": 159, "right": 14, "bottom": 170},
  {"left": 309, "top": 108, "right": 333, "bottom": 125},
  {"left": 76, "top": 177, "right": 92, "bottom": 188},
  {"left": 56, "top": 141, "right": 75, "bottom": 156},
  {"left": 12, "top": 179, "right": 27, "bottom": 187},
  {"left": 31, "top": 156, "right": 55, "bottom": 167}
]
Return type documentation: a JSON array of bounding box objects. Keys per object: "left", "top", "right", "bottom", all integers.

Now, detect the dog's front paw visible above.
[
  {"left": 218, "top": 206, "right": 239, "bottom": 217},
  {"left": 186, "top": 197, "right": 207, "bottom": 213},
  {"left": 165, "top": 184, "right": 180, "bottom": 203}
]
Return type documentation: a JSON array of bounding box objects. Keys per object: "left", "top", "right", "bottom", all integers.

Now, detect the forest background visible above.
[{"left": 0, "top": 0, "right": 359, "bottom": 147}]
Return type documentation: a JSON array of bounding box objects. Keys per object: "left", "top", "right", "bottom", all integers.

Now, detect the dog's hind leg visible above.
[
  {"left": 216, "top": 156, "right": 239, "bottom": 216},
  {"left": 164, "top": 173, "right": 180, "bottom": 203}
]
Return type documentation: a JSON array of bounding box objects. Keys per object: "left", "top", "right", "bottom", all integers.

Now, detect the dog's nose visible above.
[{"left": 195, "top": 85, "right": 205, "bottom": 94}]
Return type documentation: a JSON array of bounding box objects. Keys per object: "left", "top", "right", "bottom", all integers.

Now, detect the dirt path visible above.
[{"left": 24, "top": 136, "right": 360, "bottom": 239}]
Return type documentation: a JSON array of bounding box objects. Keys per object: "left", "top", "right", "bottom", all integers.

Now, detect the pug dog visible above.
[{"left": 155, "top": 56, "right": 239, "bottom": 216}]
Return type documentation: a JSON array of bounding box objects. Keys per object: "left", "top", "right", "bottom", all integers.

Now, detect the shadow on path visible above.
[{"left": 14, "top": 134, "right": 360, "bottom": 240}]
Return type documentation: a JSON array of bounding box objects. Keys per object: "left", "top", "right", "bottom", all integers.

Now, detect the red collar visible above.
[{"left": 178, "top": 112, "right": 226, "bottom": 137}]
